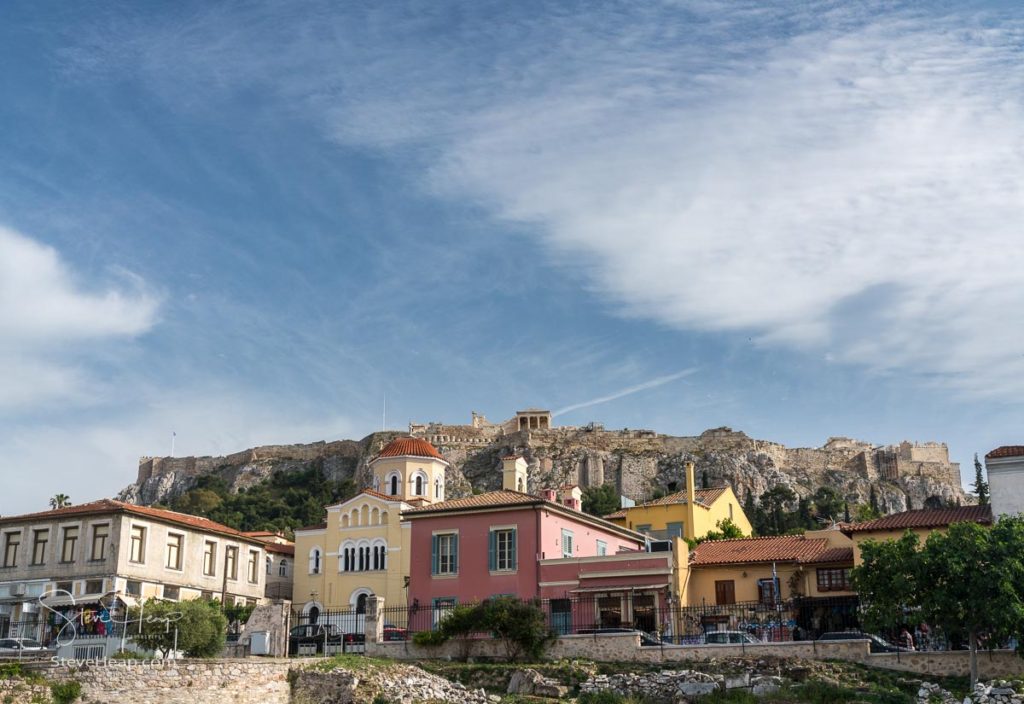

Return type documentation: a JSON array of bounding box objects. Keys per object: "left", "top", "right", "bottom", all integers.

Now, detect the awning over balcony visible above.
[{"left": 570, "top": 583, "right": 669, "bottom": 593}]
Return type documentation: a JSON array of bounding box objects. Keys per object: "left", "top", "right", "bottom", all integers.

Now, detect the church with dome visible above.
[{"left": 292, "top": 436, "right": 450, "bottom": 619}]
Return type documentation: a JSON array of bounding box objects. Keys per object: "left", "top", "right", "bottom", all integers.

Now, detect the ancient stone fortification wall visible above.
[{"left": 45, "top": 659, "right": 291, "bottom": 704}]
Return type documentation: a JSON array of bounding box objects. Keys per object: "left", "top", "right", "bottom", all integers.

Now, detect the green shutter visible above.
[
  {"left": 510, "top": 529, "right": 517, "bottom": 570},
  {"left": 488, "top": 530, "right": 496, "bottom": 571},
  {"left": 431, "top": 535, "right": 438, "bottom": 575}
]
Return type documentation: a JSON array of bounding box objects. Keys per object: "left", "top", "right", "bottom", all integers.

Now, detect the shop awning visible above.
[
  {"left": 38, "top": 592, "right": 132, "bottom": 609},
  {"left": 570, "top": 583, "right": 669, "bottom": 594}
]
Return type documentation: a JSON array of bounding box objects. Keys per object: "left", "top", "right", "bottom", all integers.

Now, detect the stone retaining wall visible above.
[
  {"left": 45, "top": 658, "right": 292, "bottom": 704},
  {"left": 367, "top": 634, "right": 873, "bottom": 662},
  {"left": 0, "top": 678, "right": 52, "bottom": 704},
  {"left": 368, "top": 636, "right": 1024, "bottom": 678},
  {"left": 868, "top": 651, "right": 1024, "bottom": 679}
]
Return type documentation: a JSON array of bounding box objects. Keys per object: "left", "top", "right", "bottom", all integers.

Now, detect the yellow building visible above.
[
  {"left": 681, "top": 528, "right": 856, "bottom": 605},
  {"left": 293, "top": 437, "right": 448, "bottom": 619},
  {"left": 841, "top": 504, "right": 993, "bottom": 566},
  {"left": 604, "top": 462, "right": 752, "bottom": 541},
  {"left": 667, "top": 528, "right": 858, "bottom": 640}
]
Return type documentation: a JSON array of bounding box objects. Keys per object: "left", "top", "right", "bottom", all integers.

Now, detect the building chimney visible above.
[
  {"left": 559, "top": 485, "right": 583, "bottom": 512},
  {"left": 501, "top": 455, "right": 529, "bottom": 492},
  {"left": 685, "top": 461, "right": 696, "bottom": 541},
  {"left": 541, "top": 488, "right": 557, "bottom": 502}
]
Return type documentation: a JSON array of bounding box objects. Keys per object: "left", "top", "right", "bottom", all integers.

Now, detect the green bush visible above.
[
  {"left": 578, "top": 691, "right": 629, "bottom": 704},
  {"left": 50, "top": 681, "right": 82, "bottom": 704},
  {"left": 127, "top": 598, "right": 228, "bottom": 658},
  {"left": 412, "top": 629, "right": 448, "bottom": 646}
]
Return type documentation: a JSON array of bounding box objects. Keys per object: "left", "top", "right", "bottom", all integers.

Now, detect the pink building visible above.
[{"left": 403, "top": 456, "right": 665, "bottom": 630}]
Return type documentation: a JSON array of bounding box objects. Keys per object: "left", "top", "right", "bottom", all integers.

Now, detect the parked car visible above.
[
  {"left": 817, "top": 631, "right": 900, "bottom": 653},
  {"left": 0, "top": 638, "right": 50, "bottom": 653},
  {"left": 702, "top": 631, "right": 761, "bottom": 645},
  {"left": 288, "top": 624, "right": 342, "bottom": 655},
  {"left": 576, "top": 627, "right": 664, "bottom": 647},
  {"left": 382, "top": 624, "right": 408, "bottom": 641}
]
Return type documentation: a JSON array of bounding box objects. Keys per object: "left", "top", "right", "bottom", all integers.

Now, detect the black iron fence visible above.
[{"left": 370, "top": 595, "right": 860, "bottom": 644}]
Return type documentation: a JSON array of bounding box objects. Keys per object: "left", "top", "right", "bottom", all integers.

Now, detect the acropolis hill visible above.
[{"left": 119, "top": 409, "right": 968, "bottom": 513}]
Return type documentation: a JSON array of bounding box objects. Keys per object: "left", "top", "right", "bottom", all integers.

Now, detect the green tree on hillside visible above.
[
  {"left": 973, "top": 453, "right": 990, "bottom": 506},
  {"left": 168, "top": 467, "right": 356, "bottom": 535},
  {"left": 697, "top": 518, "right": 745, "bottom": 543},
  {"left": 581, "top": 483, "right": 621, "bottom": 517}
]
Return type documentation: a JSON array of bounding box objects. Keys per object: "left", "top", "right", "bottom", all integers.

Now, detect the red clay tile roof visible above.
[
  {"left": 402, "top": 490, "right": 541, "bottom": 514},
  {"left": 986, "top": 446, "right": 1024, "bottom": 459},
  {"left": 265, "top": 543, "right": 295, "bottom": 556},
  {"left": 691, "top": 535, "right": 833, "bottom": 566},
  {"left": 377, "top": 437, "right": 445, "bottom": 460},
  {"left": 815, "top": 547, "right": 855, "bottom": 564},
  {"left": 844, "top": 505, "right": 992, "bottom": 533},
  {"left": 0, "top": 499, "right": 261, "bottom": 543},
  {"left": 500, "top": 454, "right": 523, "bottom": 460},
  {"left": 603, "top": 488, "right": 728, "bottom": 520}
]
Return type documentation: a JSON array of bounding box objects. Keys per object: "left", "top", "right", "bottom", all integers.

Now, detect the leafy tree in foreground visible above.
[
  {"left": 853, "top": 517, "right": 1024, "bottom": 687},
  {"left": 128, "top": 598, "right": 228, "bottom": 658},
  {"left": 481, "top": 597, "right": 556, "bottom": 662},
  {"left": 917, "top": 518, "right": 1024, "bottom": 686},
  {"left": 851, "top": 531, "right": 921, "bottom": 641},
  {"left": 412, "top": 598, "right": 555, "bottom": 662},
  {"left": 581, "top": 483, "right": 621, "bottom": 517}
]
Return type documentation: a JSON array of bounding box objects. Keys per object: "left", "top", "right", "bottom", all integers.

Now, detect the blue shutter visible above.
[
  {"left": 431, "top": 535, "right": 438, "bottom": 575},
  {"left": 452, "top": 534, "right": 459, "bottom": 574},
  {"left": 488, "top": 530, "right": 496, "bottom": 571},
  {"left": 510, "top": 529, "right": 517, "bottom": 570}
]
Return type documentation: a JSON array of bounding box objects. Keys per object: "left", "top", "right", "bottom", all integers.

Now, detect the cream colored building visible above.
[
  {"left": 293, "top": 437, "right": 448, "bottom": 621},
  {"left": 985, "top": 446, "right": 1024, "bottom": 519},
  {"left": 0, "top": 499, "right": 266, "bottom": 644}
]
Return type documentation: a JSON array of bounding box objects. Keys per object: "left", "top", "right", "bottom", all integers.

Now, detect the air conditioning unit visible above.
[
  {"left": 648, "top": 540, "right": 672, "bottom": 553},
  {"left": 11, "top": 583, "right": 27, "bottom": 597}
]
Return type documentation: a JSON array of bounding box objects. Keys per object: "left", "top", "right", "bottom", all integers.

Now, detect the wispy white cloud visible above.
[
  {"left": 554, "top": 368, "right": 698, "bottom": 417},
  {"left": 53, "top": 1, "right": 1024, "bottom": 400},
  {"left": 0, "top": 226, "right": 160, "bottom": 410},
  {"left": 0, "top": 389, "right": 360, "bottom": 514}
]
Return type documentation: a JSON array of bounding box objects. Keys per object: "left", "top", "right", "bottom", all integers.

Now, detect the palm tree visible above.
[{"left": 49, "top": 494, "right": 71, "bottom": 509}]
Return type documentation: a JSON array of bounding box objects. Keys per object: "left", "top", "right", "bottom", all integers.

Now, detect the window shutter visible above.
[
  {"left": 452, "top": 534, "right": 459, "bottom": 574},
  {"left": 488, "top": 530, "right": 496, "bottom": 571},
  {"left": 510, "top": 529, "right": 517, "bottom": 570},
  {"left": 431, "top": 535, "right": 438, "bottom": 575}
]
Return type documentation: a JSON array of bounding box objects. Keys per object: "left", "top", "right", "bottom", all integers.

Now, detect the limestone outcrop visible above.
[{"left": 118, "top": 417, "right": 969, "bottom": 514}]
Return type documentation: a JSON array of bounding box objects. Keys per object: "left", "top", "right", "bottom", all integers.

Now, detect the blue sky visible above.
[{"left": 1, "top": 1, "right": 1022, "bottom": 514}]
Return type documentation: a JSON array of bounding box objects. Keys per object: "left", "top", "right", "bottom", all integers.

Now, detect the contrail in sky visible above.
[{"left": 553, "top": 368, "right": 699, "bottom": 417}]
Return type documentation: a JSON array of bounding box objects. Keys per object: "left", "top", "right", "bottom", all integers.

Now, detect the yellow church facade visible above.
[
  {"left": 604, "top": 462, "right": 752, "bottom": 542},
  {"left": 293, "top": 437, "right": 448, "bottom": 617}
]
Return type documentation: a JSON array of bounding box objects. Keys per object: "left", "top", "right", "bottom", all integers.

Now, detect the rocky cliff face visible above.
[{"left": 117, "top": 425, "right": 968, "bottom": 515}]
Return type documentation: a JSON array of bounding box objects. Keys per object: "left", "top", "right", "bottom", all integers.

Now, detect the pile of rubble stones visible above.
[
  {"left": 918, "top": 681, "right": 1023, "bottom": 704},
  {"left": 579, "top": 670, "right": 784, "bottom": 700}
]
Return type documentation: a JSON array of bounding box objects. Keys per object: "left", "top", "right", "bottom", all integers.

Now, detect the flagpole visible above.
[{"left": 170, "top": 431, "right": 176, "bottom": 458}]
